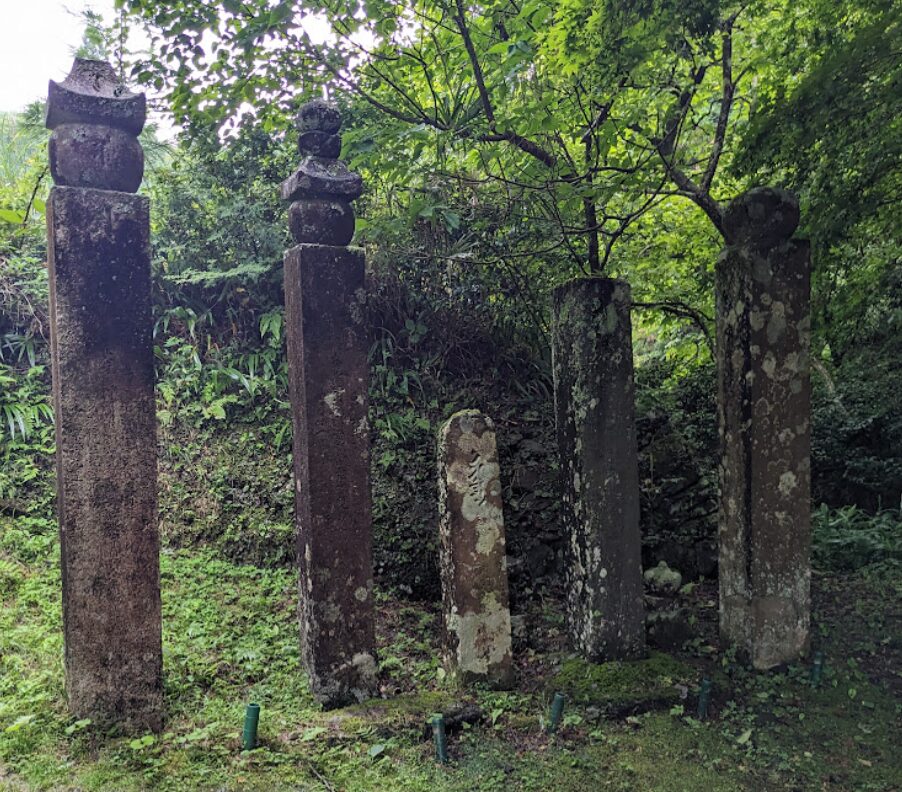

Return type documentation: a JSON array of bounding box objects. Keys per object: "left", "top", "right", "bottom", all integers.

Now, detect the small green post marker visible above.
[
  {"left": 810, "top": 651, "right": 824, "bottom": 687},
  {"left": 242, "top": 702, "right": 260, "bottom": 751},
  {"left": 697, "top": 678, "right": 712, "bottom": 720},
  {"left": 431, "top": 713, "right": 448, "bottom": 764},
  {"left": 547, "top": 692, "right": 566, "bottom": 734}
]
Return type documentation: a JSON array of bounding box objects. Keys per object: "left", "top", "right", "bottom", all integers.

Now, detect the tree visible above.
[{"left": 119, "top": 0, "right": 743, "bottom": 273}]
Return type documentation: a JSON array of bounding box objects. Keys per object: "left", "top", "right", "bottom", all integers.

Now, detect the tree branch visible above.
[
  {"left": 633, "top": 300, "right": 715, "bottom": 355},
  {"left": 452, "top": 0, "right": 558, "bottom": 168},
  {"left": 648, "top": 65, "right": 726, "bottom": 236},
  {"left": 702, "top": 19, "right": 735, "bottom": 192}
]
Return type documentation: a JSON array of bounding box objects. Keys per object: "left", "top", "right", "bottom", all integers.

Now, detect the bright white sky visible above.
[{"left": 0, "top": 0, "right": 118, "bottom": 113}]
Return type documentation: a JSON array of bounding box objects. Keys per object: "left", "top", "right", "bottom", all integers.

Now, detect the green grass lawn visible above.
[{"left": 1, "top": 514, "right": 900, "bottom": 791}]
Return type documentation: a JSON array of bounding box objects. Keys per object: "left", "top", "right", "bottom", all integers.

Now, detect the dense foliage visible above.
[{"left": 2, "top": 0, "right": 901, "bottom": 590}]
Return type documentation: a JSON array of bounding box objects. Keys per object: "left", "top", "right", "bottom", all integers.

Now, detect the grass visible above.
[{"left": 1, "top": 514, "right": 900, "bottom": 791}]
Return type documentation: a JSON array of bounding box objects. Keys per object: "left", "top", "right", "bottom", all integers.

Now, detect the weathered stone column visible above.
[
  {"left": 281, "top": 101, "right": 377, "bottom": 707},
  {"left": 437, "top": 411, "right": 514, "bottom": 688},
  {"left": 552, "top": 278, "right": 646, "bottom": 660},
  {"left": 45, "top": 59, "right": 162, "bottom": 731},
  {"left": 716, "top": 187, "right": 811, "bottom": 669}
]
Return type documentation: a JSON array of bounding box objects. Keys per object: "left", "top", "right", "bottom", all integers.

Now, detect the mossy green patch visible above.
[
  {"left": 2, "top": 517, "right": 900, "bottom": 791},
  {"left": 341, "top": 690, "right": 458, "bottom": 733},
  {"left": 552, "top": 652, "right": 696, "bottom": 713}
]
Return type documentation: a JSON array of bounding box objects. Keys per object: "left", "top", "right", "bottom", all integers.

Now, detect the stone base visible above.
[
  {"left": 47, "top": 186, "right": 162, "bottom": 732},
  {"left": 721, "top": 595, "right": 810, "bottom": 670},
  {"left": 284, "top": 243, "right": 377, "bottom": 707}
]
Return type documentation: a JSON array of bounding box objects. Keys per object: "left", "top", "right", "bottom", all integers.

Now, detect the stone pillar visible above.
[
  {"left": 437, "top": 411, "right": 514, "bottom": 688},
  {"left": 716, "top": 187, "right": 811, "bottom": 669},
  {"left": 552, "top": 278, "right": 646, "bottom": 660},
  {"left": 281, "top": 100, "right": 377, "bottom": 707},
  {"left": 45, "top": 59, "right": 162, "bottom": 732}
]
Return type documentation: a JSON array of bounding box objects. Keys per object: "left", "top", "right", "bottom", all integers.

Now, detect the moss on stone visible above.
[
  {"left": 551, "top": 652, "right": 695, "bottom": 712},
  {"left": 342, "top": 690, "right": 458, "bottom": 727}
]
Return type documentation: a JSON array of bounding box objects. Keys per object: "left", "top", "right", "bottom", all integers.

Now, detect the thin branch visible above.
[
  {"left": 702, "top": 18, "right": 735, "bottom": 192},
  {"left": 633, "top": 300, "right": 714, "bottom": 355},
  {"left": 22, "top": 166, "right": 48, "bottom": 227},
  {"left": 451, "top": 0, "right": 558, "bottom": 168},
  {"left": 452, "top": 0, "right": 496, "bottom": 127}
]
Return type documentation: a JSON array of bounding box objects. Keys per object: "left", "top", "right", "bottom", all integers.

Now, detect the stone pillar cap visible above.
[
  {"left": 723, "top": 187, "right": 800, "bottom": 248},
  {"left": 295, "top": 99, "right": 342, "bottom": 134},
  {"left": 46, "top": 59, "right": 146, "bottom": 135},
  {"left": 280, "top": 156, "right": 363, "bottom": 202}
]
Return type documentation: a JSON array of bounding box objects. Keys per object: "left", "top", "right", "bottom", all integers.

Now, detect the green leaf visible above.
[
  {"left": 301, "top": 726, "right": 327, "bottom": 742},
  {"left": 128, "top": 734, "right": 156, "bottom": 750},
  {"left": 368, "top": 743, "right": 386, "bottom": 759},
  {"left": 0, "top": 209, "right": 25, "bottom": 224},
  {"left": 64, "top": 718, "right": 92, "bottom": 735},
  {"left": 5, "top": 714, "right": 36, "bottom": 732}
]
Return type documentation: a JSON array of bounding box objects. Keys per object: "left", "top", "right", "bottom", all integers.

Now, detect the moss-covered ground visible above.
[{"left": 1, "top": 514, "right": 899, "bottom": 791}]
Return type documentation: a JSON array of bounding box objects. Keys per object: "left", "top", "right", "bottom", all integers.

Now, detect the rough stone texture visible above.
[
  {"left": 288, "top": 198, "right": 354, "bottom": 246},
  {"left": 646, "top": 608, "right": 693, "bottom": 651},
  {"left": 46, "top": 186, "right": 162, "bottom": 732},
  {"left": 284, "top": 243, "right": 377, "bottom": 708},
  {"left": 280, "top": 156, "right": 363, "bottom": 202},
  {"left": 297, "top": 130, "right": 342, "bottom": 159},
  {"left": 723, "top": 187, "right": 800, "bottom": 250},
  {"left": 437, "top": 411, "right": 514, "bottom": 689},
  {"left": 296, "top": 99, "right": 342, "bottom": 134},
  {"left": 49, "top": 124, "right": 144, "bottom": 193},
  {"left": 552, "top": 277, "right": 646, "bottom": 661},
  {"left": 716, "top": 187, "right": 812, "bottom": 670},
  {"left": 46, "top": 59, "right": 146, "bottom": 135}
]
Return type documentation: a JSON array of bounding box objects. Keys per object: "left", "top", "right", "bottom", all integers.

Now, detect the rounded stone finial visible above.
[
  {"left": 722, "top": 187, "right": 800, "bottom": 249},
  {"left": 297, "top": 130, "right": 342, "bottom": 158},
  {"left": 46, "top": 59, "right": 146, "bottom": 192},
  {"left": 288, "top": 199, "right": 355, "bottom": 246},
  {"left": 295, "top": 100, "right": 342, "bottom": 135},
  {"left": 49, "top": 125, "right": 144, "bottom": 193},
  {"left": 281, "top": 100, "right": 362, "bottom": 245}
]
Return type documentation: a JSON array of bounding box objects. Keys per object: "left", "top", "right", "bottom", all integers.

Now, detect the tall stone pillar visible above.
[
  {"left": 281, "top": 101, "right": 377, "bottom": 707},
  {"left": 45, "top": 59, "right": 162, "bottom": 731},
  {"left": 437, "top": 411, "right": 514, "bottom": 688},
  {"left": 552, "top": 278, "right": 646, "bottom": 660},
  {"left": 716, "top": 187, "right": 811, "bottom": 669}
]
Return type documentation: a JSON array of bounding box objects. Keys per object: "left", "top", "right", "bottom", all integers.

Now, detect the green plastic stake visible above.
[
  {"left": 431, "top": 713, "right": 448, "bottom": 764},
  {"left": 810, "top": 651, "right": 824, "bottom": 687},
  {"left": 547, "top": 692, "right": 566, "bottom": 734},
  {"left": 242, "top": 702, "right": 260, "bottom": 751},
  {"left": 697, "top": 678, "right": 712, "bottom": 720}
]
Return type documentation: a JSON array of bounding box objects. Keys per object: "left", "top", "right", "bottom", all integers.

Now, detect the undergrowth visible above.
[{"left": 1, "top": 514, "right": 900, "bottom": 791}]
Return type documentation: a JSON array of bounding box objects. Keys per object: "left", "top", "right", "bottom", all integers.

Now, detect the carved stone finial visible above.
[
  {"left": 723, "top": 187, "right": 800, "bottom": 250},
  {"left": 46, "top": 59, "right": 146, "bottom": 193},
  {"left": 296, "top": 99, "right": 341, "bottom": 134},
  {"left": 281, "top": 100, "right": 360, "bottom": 246},
  {"left": 46, "top": 59, "right": 146, "bottom": 134}
]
